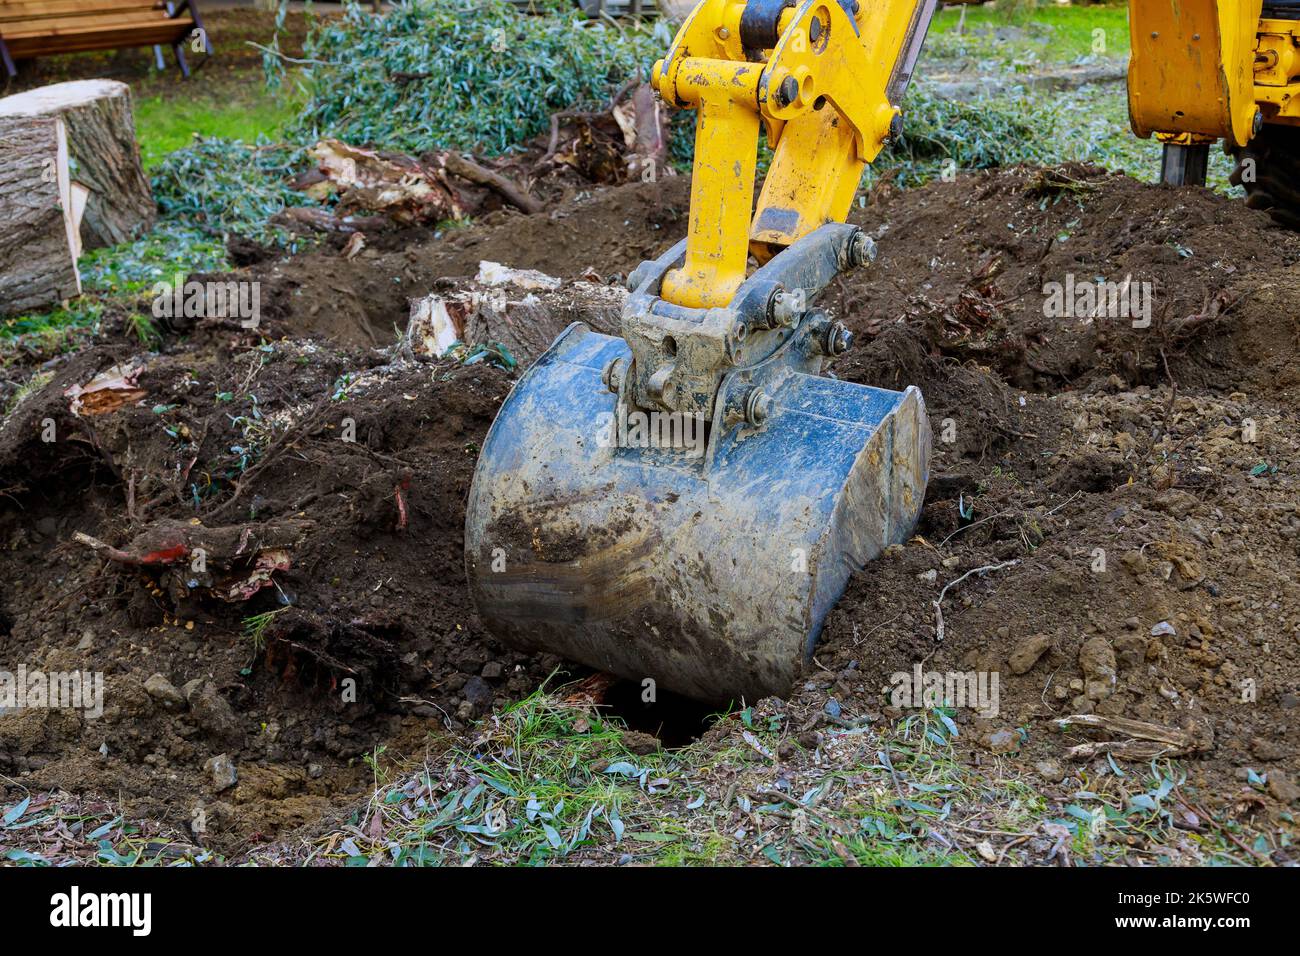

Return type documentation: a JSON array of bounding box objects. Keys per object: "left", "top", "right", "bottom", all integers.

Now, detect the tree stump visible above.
[
  {"left": 0, "top": 115, "right": 84, "bottom": 317},
  {"left": 0, "top": 79, "right": 155, "bottom": 249},
  {"left": 406, "top": 263, "right": 626, "bottom": 365}
]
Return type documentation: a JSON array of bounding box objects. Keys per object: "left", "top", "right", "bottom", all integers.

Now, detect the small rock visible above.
[
  {"left": 462, "top": 675, "right": 493, "bottom": 715},
  {"left": 1114, "top": 635, "right": 1145, "bottom": 669},
  {"left": 188, "top": 682, "right": 244, "bottom": 746},
  {"left": 205, "top": 754, "right": 237, "bottom": 792},
  {"left": 1035, "top": 759, "right": 1065, "bottom": 783},
  {"left": 480, "top": 661, "right": 504, "bottom": 680},
  {"left": 1150, "top": 620, "right": 1177, "bottom": 637},
  {"left": 986, "top": 729, "right": 1019, "bottom": 754},
  {"left": 1078, "top": 636, "right": 1117, "bottom": 700},
  {"left": 1085, "top": 680, "right": 1112, "bottom": 701},
  {"left": 1008, "top": 634, "right": 1053, "bottom": 675},
  {"left": 76, "top": 629, "right": 95, "bottom": 651},
  {"left": 1120, "top": 551, "right": 1147, "bottom": 575},
  {"left": 307, "top": 763, "right": 324, "bottom": 779},
  {"left": 1267, "top": 773, "right": 1300, "bottom": 804},
  {"left": 623, "top": 731, "right": 660, "bottom": 756},
  {"left": 824, "top": 698, "right": 842, "bottom": 719},
  {"left": 1250, "top": 737, "right": 1287, "bottom": 762},
  {"left": 144, "top": 673, "right": 184, "bottom": 709},
  {"left": 975, "top": 840, "right": 997, "bottom": 863}
]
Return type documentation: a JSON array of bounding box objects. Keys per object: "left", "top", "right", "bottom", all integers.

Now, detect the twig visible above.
[
  {"left": 442, "top": 153, "right": 543, "bottom": 215},
  {"left": 202, "top": 402, "right": 327, "bottom": 522},
  {"left": 933, "top": 559, "right": 1020, "bottom": 642},
  {"left": 71, "top": 531, "right": 186, "bottom": 567},
  {"left": 244, "top": 41, "right": 330, "bottom": 66}
]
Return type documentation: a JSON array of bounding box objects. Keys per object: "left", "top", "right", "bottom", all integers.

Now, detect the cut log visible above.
[
  {"left": 0, "top": 114, "right": 83, "bottom": 318},
  {"left": 405, "top": 264, "right": 625, "bottom": 366},
  {"left": 0, "top": 79, "right": 155, "bottom": 249}
]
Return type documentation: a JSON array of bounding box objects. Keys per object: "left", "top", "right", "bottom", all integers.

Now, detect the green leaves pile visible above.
[{"left": 282, "top": 0, "right": 667, "bottom": 156}]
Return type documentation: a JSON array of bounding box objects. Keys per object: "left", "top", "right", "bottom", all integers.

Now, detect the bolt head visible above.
[
  {"left": 849, "top": 232, "right": 877, "bottom": 268},
  {"left": 777, "top": 75, "right": 799, "bottom": 109},
  {"left": 828, "top": 322, "right": 854, "bottom": 356},
  {"left": 745, "top": 388, "right": 773, "bottom": 426},
  {"left": 769, "top": 288, "right": 800, "bottom": 327}
]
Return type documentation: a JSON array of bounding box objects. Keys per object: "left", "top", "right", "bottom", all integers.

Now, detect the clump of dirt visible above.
[{"left": 3, "top": 166, "right": 1298, "bottom": 856}]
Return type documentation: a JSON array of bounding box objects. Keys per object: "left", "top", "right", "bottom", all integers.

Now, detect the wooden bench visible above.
[{"left": 0, "top": 1, "right": 211, "bottom": 80}]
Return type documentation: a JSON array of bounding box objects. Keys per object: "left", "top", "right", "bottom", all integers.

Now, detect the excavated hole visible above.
[{"left": 599, "top": 679, "right": 721, "bottom": 748}]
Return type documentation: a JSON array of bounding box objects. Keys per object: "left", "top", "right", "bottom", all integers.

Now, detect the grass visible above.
[
  {"left": 2, "top": 370, "right": 53, "bottom": 419},
  {"left": 134, "top": 88, "right": 303, "bottom": 168},
  {"left": 254, "top": 686, "right": 1290, "bottom": 867},
  {"left": 1, "top": 222, "right": 227, "bottom": 349},
  {"left": 242, "top": 608, "right": 287, "bottom": 651},
  {"left": 2, "top": 684, "right": 1291, "bottom": 866},
  {"left": 928, "top": 0, "right": 1131, "bottom": 67}
]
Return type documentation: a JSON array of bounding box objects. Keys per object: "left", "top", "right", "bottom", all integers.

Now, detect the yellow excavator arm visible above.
[
  {"left": 659, "top": 0, "right": 1300, "bottom": 277},
  {"left": 652, "top": 0, "right": 937, "bottom": 310}
]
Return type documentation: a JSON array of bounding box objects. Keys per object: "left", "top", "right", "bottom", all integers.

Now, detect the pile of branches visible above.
[
  {"left": 156, "top": 1, "right": 673, "bottom": 243},
  {"left": 276, "top": 77, "right": 670, "bottom": 236},
  {"left": 273, "top": 0, "right": 665, "bottom": 156}
]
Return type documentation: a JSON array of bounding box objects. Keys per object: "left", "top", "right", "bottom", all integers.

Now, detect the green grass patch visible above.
[
  {"left": 929, "top": 0, "right": 1130, "bottom": 67},
  {"left": 134, "top": 89, "right": 303, "bottom": 169}
]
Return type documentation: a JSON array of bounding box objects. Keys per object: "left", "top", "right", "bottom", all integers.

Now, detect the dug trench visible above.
[{"left": 1, "top": 164, "right": 1297, "bottom": 856}]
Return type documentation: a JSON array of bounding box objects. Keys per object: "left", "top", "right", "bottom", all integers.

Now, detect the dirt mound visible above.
[
  {"left": 811, "top": 164, "right": 1300, "bottom": 812},
  {"left": 0, "top": 340, "right": 559, "bottom": 851},
  {"left": 201, "top": 177, "right": 691, "bottom": 352},
  {"left": 2, "top": 165, "right": 1297, "bottom": 853}
]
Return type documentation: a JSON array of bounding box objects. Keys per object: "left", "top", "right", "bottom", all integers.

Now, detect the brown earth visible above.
[{"left": 2, "top": 163, "right": 1298, "bottom": 856}]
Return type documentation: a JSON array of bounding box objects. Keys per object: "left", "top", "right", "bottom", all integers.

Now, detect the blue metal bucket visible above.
[{"left": 465, "top": 321, "right": 930, "bottom": 704}]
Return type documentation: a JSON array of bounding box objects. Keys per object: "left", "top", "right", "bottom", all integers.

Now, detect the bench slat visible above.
[
  {"left": 2, "top": 13, "right": 177, "bottom": 37},
  {"left": 4, "top": 19, "right": 192, "bottom": 53},
  {"left": 0, "top": 2, "right": 165, "bottom": 21}
]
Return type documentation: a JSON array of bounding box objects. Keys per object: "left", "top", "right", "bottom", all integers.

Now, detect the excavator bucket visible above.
[
  {"left": 465, "top": 0, "right": 943, "bottom": 704},
  {"left": 465, "top": 300, "right": 930, "bottom": 704}
]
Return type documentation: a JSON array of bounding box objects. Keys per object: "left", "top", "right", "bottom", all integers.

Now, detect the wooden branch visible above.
[{"left": 442, "top": 152, "right": 543, "bottom": 215}]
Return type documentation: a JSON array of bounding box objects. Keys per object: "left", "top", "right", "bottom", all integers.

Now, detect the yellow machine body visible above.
[{"left": 1128, "top": 1, "right": 1300, "bottom": 143}]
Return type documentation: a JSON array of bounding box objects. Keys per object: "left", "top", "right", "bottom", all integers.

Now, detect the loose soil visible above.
[{"left": 2, "top": 163, "right": 1298, "bottom": 857}]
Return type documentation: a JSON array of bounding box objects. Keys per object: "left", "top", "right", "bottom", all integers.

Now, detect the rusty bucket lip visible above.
[{"left": 464, "top": 323, "right": 931, "bottom": 704}]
